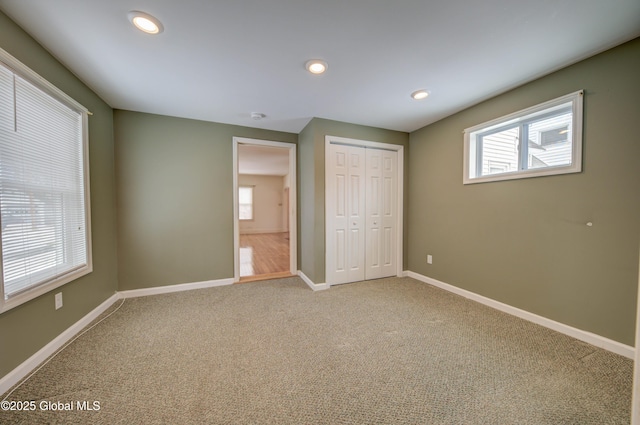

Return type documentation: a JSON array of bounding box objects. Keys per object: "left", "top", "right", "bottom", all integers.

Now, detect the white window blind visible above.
[{"left": 0, "top": 53, "right": 91, "bottom": 311}]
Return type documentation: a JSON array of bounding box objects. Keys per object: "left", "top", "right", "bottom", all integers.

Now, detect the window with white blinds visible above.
[{"left": 0, "top": 50, "right": 91, "bottom": 312}]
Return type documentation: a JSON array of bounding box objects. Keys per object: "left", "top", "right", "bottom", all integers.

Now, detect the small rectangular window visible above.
[
  {"left": 238, "top": 186, "right": 253, "bottom": 220},
  {"left": 464, "top": 90, "right": 583, "bottom": 184},
  {"left": 0, "top": 48, "right": 91, "bottom": 312}
]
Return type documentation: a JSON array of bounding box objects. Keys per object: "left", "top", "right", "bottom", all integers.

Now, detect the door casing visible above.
[{"left": 233, "top": 137, "right": 297, "bottom": 282}]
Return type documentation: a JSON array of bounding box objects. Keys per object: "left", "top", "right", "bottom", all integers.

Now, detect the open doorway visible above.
[{"left": 233, "top": 137, "right": 297, "bottom": 282}]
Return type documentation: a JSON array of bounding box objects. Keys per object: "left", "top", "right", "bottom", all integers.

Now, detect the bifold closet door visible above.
[
  {"left": 327, "top": 143, "right": 398, "bottom": 285},
  {"left": 365, "top": 148, "right": 397, "bottom": 280},
  {"left": 326, "top": 144, "right": 366, "bottom": 285}
]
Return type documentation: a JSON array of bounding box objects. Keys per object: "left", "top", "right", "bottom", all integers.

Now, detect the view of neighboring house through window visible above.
[
  {"left": 0, "top": 50, "right": 91, "bottom": 312},
  {"left": 464, "top": 90, "right": 583, "bottom": 184},
  {"left": 238, "top": 186, "right": 253, "bottom": 220}
]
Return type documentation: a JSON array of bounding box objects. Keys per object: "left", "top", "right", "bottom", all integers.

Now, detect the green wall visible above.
[
  {"left": 114, "top": 111, "right": 297, "bottom": 290},
  {"left": 0, "top": 12, "right": 118, "bottom": 377},
  {"left": 298, "top": 120, "right": 317, "bottom": 281},
  {"left": 298, "top": 118, "right": 409, "bottom": 283},
  {"left": 408, "top": 38, "right": 640, "bottom": 345}
]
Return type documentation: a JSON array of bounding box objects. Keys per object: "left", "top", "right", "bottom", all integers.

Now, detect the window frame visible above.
[
  {"left": 463, "top": 90, "right": 583, "bottom": 184},
  {"left": 238, "top": 185, "right": 254, "bottom": 221},
  {"left": 0, "top": 47, "right": 92, "bottom": 313}
]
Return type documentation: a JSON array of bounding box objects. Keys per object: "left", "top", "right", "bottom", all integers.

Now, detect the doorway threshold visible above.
[{"left": 237, "top": 271, "right": 294, "bottom": 283}]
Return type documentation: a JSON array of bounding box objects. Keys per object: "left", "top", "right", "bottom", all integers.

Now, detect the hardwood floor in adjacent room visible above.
[{"left": 239, "top": 232, "right": 291, "bottom": 282}]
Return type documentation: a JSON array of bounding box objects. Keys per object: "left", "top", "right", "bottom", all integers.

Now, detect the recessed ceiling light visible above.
[
  {"left": 128, "top": 11, "right": 164, "bottom": 34},
  {"left": 251, "top": 112, "right": 266, "bottom": 120},
  {"left": 411, "top": 90, "right": 430, "bottom": 100},
  {"left": 305, "top": 60, "right": 328, "bottom": 75}
]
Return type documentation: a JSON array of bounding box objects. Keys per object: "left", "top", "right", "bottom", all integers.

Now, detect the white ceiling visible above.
[{"left": 0, "top": 0, "right": 638, "bottom": 134}]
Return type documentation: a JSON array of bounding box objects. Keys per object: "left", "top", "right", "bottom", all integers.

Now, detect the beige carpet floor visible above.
[{"left": 1, "top": 276, "right": 633, "bottom": 424}]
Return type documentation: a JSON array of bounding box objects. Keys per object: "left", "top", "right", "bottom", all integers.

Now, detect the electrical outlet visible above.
[
  {"left": 427, "top": 254, "right": 433, "bottom": 264},
  {"left": 55, "top": 292, "right": 63, "bottom": 310}
]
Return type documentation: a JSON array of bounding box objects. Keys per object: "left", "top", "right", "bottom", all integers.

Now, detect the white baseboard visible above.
[
  {"left": 3, "top": 271, "right": 632, "bottom": 398},
  {"left": 297, "top": 270, "right": 329, "bottom": 291},
  {"left": 118, "top": 278, "right": 234, "bottom": 299},
  {"left": 0, "top": 293, "right": 120, "bottom": 396},
  {"left": 405, "top": 271, "right": 634, "bottom": 359}
]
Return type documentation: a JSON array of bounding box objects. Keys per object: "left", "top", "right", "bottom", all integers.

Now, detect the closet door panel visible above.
[
  {"left": 327, "top": 144, "right": 365, "bottom": 284},
  {"left": 328, "top": 143, "right": 397, "bottom": 285}
]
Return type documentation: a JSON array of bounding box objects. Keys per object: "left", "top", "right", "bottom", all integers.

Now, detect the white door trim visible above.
[
  {"left": 325, "top": 135, "right": 404, "bottom": 285},
  {"left": 233, "top": 137, "right": 297, "bottom": 282}
]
